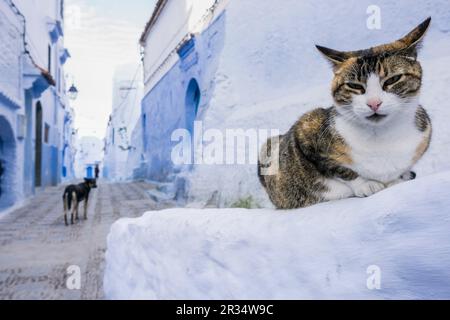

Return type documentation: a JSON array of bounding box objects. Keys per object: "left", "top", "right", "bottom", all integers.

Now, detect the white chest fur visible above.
[{"left": 335, "top": 112, "right": 423, "bottom": 183}]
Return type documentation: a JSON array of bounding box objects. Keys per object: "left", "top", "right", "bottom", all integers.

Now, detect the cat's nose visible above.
[{"left": 367, "top": 99, "right": 383, "bottom": 112}]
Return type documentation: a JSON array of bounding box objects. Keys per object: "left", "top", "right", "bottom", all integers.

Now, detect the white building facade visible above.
[{"left": 103, "top": 64, "right": 143, "bottom": 181}]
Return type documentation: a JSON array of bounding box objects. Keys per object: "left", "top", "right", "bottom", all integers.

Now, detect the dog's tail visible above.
[{"left": 63, "top": 191, "right": 72, "bottom": 211}]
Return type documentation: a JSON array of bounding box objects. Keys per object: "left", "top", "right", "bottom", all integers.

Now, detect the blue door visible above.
[{"left": 86, "top": 166, "right": 93, "bottom": 178}]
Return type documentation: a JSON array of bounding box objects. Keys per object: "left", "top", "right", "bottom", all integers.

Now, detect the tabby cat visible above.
[{"left": 258, "top": 18, "right": 432, "bottom": 209}]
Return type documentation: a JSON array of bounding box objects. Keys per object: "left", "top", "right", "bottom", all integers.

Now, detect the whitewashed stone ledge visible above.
[{"left": 104, "top": 172, "right": 450, "bottom": 300}]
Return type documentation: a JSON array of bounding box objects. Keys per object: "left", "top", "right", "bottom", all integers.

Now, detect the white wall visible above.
[
  {"left": 187, "top": 0, "right": 450, "bottom": 207},
  {"left": 142, "top": 0, "right": 219, "bottom": 93},
  {"left": 103, "top": 64, "right": 143, "bottom": 181},
  {"left": 0, "top": 0, "right": 25, "bottom": 207},
  {"left": 0, "top": 0, "right": 23, "bottom": 104},
  {"left": 14, "top": 0, "right": 63, "bottom": 75}
]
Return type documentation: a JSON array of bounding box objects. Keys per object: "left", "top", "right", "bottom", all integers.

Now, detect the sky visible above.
[{"left": 64, "top": 0, "right": 156, "bottom": 139}]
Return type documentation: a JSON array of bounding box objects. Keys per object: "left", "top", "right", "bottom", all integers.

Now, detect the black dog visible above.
[{"left": 63, "top": 178, "right": 97, "bottom": 226}]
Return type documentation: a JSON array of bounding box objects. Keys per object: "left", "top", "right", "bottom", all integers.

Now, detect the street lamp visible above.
[{"left": 68, "top": 83, "right": 79, "bottom": 100}]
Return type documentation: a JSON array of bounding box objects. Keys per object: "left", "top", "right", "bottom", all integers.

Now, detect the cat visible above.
[{"left": 258, "top": 17, "right": 432, "bottom": 209}]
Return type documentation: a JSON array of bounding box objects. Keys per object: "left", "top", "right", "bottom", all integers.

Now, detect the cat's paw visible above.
[
  {"left": 352, "top": 180, "right": 386, "bottom": 198},
  {"left": 387, "top": 171, "right": 417, "bottom": 187}
]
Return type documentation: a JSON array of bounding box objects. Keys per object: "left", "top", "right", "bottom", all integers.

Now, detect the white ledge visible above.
[{"left": 104, "top": 172, "right": 450, "bottom": 299}]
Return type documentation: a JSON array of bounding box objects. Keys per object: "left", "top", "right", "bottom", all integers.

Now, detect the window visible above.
[{"left": 44, "top": 124, "right": 50, "bottom": 144}]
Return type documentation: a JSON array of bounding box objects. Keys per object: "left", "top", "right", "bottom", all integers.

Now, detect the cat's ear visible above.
[
  {"left": 315, "top": 45, "right": 351, "bottom": 67},
  {"left": 394, "top": 17, "right": 431, "bottom": 58}
]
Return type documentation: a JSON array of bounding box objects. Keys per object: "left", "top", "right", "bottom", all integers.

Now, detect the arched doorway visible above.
[
  {"left": 185, "top": 79, "right": 200, "bottom": 135},
  {"left": 0, "top": 116, "right": 16, "bottom": 209},
  {"left": 62, "top": 144, "right": 69, "bottom": 179},
  {"left": 35, "top": 102, "right": 43, "bottom": 187}
]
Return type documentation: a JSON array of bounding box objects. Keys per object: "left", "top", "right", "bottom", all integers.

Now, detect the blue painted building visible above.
[
  {"left": 139, "top": 0, "right": 227, "bottom": 185},
  {"left": 0, "top": 0, "right": 75, "bottom": 211}
]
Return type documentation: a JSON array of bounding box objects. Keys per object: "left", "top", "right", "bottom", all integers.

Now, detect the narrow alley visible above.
[
  {"left": 1, "top": 0, "right": 450, "bottom": 304},
  {"left": 0, "top": 181, "right": 172, "bottom": 300}
]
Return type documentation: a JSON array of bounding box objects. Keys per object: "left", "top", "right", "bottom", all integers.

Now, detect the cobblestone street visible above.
[{"left": 0, "top": 181, "right": 171, "bottom": 300}]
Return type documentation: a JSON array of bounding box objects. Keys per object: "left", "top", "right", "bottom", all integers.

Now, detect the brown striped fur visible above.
[{"left": 259, "top": 18, "right": 432, "bottom": 209}]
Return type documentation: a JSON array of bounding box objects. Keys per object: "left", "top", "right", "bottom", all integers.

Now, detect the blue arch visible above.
[
  {"left": 0, "top": 116, "right": 16, "bottom": 209},
  {"left": 62, "top": 144, "right": 68, "bottom": 178},
  {"left": 185, "top": 79, "right": 200, "bottom": 135}
]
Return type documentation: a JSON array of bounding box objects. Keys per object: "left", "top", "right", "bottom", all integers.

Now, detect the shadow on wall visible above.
[{"left": 0, "top": 116, "right": 17, "bottom": 210}]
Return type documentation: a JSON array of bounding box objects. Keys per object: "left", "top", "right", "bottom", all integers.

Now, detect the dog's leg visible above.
[
  {"left": 75, "top": 203, "right": 79, "bottom": 221},
  {"left": 75, "top": 194, "right": 80, "bottom": 221},
  {"left": 84, "top": 198, "right": 88, "bottom": 220},
  {"left": 71, "top": 192, "right": 77, "bottom": 225},
  {"left": 63, "top": 193, "right": 69, "bottom": 226}
]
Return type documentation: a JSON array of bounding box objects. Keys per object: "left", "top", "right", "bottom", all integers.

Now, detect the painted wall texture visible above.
[
  {"left": 0, "top": 0, "right": 24, "bottom": 210},
  {"left": 103, "top": 64, "right": 144, "bottom": 181},
  {"left": 0, "top": 0, "right": 75, "bottom": 211},
  {"left": 126, "top": 114, "right": 145, "bottom": 180},
  {"left": 74, "top": 136, "right": 103, "bottom": 179},
  {"left": 136, "top": 0, "right": 450, "bottom": 207},
  {"left": 186, "top": 0, "right": 450, "bottom": 207},
  {"left": 140, "top": 3, "right": 226, "bottom": 183}
]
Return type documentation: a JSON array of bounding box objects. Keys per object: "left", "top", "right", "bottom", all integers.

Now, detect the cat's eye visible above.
[
  {"left": 346, "top": 82, "right": 365, "bottom": 92},
  {"left": 383, "top": 75, "right": 403, "bottom": 89}
]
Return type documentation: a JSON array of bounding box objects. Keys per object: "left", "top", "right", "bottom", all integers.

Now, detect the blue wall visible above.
[
  {"left": 0, "top": 114, "right": 16, "bottom": 210},
  {"left": 142, "top": 11, "right": 226, "bottom": 182}
]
